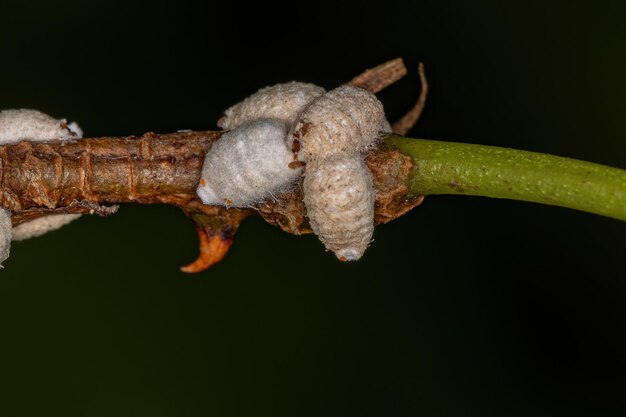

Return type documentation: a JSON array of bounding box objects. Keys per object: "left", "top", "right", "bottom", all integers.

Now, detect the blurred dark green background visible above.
[{"left": 1, "top": 1, "right": 625, "bottom": 416}]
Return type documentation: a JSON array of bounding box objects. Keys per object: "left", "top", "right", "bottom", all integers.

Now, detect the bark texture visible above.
[{"left": 1, "top": 131, "right": 421, "bottom": 229}]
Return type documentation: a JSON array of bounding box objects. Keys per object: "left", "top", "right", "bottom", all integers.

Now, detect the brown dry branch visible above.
[
  {"left": 392, "top": 63, "right": 428, "bottom": 136},
  {"left": 347, "top": 57, "right": 407, "bottom": 93},
  {"left": 0, "top": 58, "right": 427, "bottom": 272}
]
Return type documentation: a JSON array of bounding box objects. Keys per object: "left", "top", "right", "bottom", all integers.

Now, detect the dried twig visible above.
[
  {"left": 348, "top": 57, "right": 407, "bottom": 93},
  {"left": 392, "top": 62, "right": 429, "bottom": 135}
]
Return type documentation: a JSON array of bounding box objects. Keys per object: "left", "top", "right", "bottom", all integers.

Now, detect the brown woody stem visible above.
[
  {"left": 1, "top": 57, "right": 423, "bottom": 272},
  {"left": 0, "top": 129, "right": 420, "bottom": 274},
  {"left": 1, "top": 131, "right": 218, "bottom": 222},
  {"left": 1, "top": 131, "right": 419, "bottom": 228}
]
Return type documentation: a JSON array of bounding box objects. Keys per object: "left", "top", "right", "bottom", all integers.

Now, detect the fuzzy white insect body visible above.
[
  {"left": 197, "top": 118, "right": 301, "bottom": 207},
  {"left": 380, "top": 118, "right": 392, "bottom": 134},
  {"left": 0, "top": 109, "right": 82, "bottom": 143},
  {"left": 12, "top": 214, "right": 83, "bottom": 241},
  {"left": 289, "top": 85, "right": 385, "bottom": 162},
  {"left": 303, "top": 154, "right": 375, "bottom": 261},
  {"left": 219, "top": 82, "right": 326, "bottom": 130},
  {"left": 289, "top": 85, "right": 384, "bottom": 260}
]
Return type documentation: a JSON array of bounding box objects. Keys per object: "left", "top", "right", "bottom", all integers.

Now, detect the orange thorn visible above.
[{"left": 180, "top": 225, "right": 233, "bottom": 273}]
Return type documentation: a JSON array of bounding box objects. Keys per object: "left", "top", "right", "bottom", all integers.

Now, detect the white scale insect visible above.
[
  {"left": 197, "top": 82, "right": 326, "bottom": 207},
  {"left": 197, "top": 82, "right": 386, "bottom": 261}
]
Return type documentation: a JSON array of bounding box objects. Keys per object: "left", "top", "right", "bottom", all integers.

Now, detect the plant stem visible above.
[{"left": 386, "top": 136, "right": 626, "bottom": 221}]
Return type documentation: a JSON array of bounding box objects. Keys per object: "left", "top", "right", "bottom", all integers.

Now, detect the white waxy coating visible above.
[
  {"left": 380, "top": 118, "right": 392, "bottom": 134},
  {"left": 12, "top": 214, "right": 82, "bottom": 241},
  {"left": 219, "top": 82, "right": 326, "bottom": 130},
  {"left": 303, "top": 153, "right": 375, "bottom": 261},
  {"left": 0, "top": 208, "right": 11, "bottom": 266},
  {"left": 289, "top": 85, "right": 385, "bottom": 162},
  {"left": 197, "top": 118, "right": 301, "bottom": 207},
  {"left": 0, "top": 109, "right": 82, "bottom": 143}
]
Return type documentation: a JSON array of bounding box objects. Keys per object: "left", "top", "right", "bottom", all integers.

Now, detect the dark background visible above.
[{"left": 1, "top": 1, "right": 625, "bottom": 416}]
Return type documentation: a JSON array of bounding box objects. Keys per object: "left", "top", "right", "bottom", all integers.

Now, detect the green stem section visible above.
[{"left": 385, "top": 136, "right": 626, "bottom": 221}]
